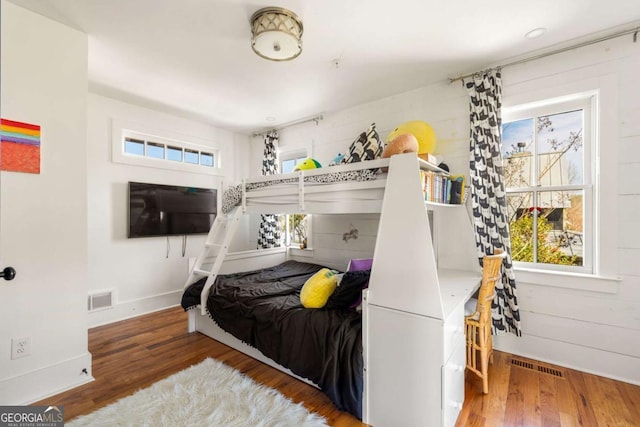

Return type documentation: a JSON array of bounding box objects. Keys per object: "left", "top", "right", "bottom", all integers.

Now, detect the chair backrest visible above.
[{"left": 476, "top": 249, "right": 507, "bottom": 323}]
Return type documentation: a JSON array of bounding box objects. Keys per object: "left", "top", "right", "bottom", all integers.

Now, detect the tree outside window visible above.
[{"left": 279, "top": 214, "right": 308, "bottom": 248}]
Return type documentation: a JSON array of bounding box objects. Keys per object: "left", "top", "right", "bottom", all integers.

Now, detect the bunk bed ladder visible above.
[{"left": 184, "top": 206, "right": 243, "bottom": 315}]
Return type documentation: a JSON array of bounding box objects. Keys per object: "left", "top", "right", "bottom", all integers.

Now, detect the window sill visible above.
[
  {"left": 226, "top": 247, "right": 286, "bottom": 260},
  {"left": 288, "top": 247, "right": 314, "bottom": 258},
  {"left": 514, "top": 268, "right": 620, "bottom": 294}
]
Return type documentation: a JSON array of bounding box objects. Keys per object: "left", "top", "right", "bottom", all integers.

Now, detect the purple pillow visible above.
[{"left": 348, "top": 258, "right": 373, "bottom": 272}]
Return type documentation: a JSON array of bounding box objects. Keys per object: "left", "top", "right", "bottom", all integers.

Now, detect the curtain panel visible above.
[
  {"left": 466, "top": 69, "right": 522, "bottom": 336},
  {"left": 257, "top": 130, "right": 282, "bottom": 249}
]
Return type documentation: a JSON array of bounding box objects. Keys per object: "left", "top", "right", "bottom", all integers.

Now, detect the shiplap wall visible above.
[
  {"left": 310, "top": 213, "right": 381, "bottom": 270},
  {"left": 247, "top": 35, "right": 640, "bottom": 384},
  {"left": 494, "top": 36, "right": 640, "bottom": 384}
]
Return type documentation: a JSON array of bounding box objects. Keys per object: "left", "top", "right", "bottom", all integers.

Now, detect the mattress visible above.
[{"left": 181, "top": 260, "right": 363, "bottom": 419}]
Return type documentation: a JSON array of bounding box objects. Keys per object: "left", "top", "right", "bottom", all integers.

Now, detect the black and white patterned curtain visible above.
[
  {"left": 257, "top": 130, "right": 282, "bottom": 249},
  {"left": 466, "top": 69, "right": 521, "bottom": 336}
]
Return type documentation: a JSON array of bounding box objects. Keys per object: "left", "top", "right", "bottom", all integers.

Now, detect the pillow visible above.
[
  {"left": 300, "top": 268, "right": 339, "bottom": 309},
  {"left": 325, "top": 269, "right": 371, "bottom": 310},
  {"left": 348, "top": 258, "right": 373, "bottom": 272},
  {"left": 341, "top": 123, "right": 384, "bottom": 164}
]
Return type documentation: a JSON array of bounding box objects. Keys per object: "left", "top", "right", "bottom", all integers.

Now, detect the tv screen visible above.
[{"left": 128, "top": 182, "right": 217, "bottom": 238}]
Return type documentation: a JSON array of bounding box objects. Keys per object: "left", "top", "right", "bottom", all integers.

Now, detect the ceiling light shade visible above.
[{"left": 250, "top": 7, "right": 303, "bottom": 61}]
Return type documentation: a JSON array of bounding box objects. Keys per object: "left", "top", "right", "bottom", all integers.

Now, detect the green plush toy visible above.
[{"left": 293, "top": 158, "right": 322, "bottom": 171}]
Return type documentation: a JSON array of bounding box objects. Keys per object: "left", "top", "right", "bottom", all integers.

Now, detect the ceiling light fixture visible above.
[
  {"left": 250, "top": 7, "right": 303, "bottom": 61},
  {"left": 525, "top": 27, "right": 546, "bottom": 39}
]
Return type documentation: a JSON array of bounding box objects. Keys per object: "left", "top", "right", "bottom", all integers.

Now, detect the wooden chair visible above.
[{"left": 464, "top": 249, "right": 507, "bottom": 394}]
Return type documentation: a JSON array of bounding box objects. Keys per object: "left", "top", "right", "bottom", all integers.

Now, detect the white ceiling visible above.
[{"left": 8, "top": 0, "right": 640, "bottom": 134}]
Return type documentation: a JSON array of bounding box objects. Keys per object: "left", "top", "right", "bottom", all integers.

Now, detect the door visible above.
[{"left": 0, "top": 155, "right": 17, "bottom": 282}]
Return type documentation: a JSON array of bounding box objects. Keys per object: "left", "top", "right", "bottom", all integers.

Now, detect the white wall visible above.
[
  {"left": 86, "top": 94, "right": 251, "bottom": 327},
  {"left": 248, "top": 84, "right": 470, "bottom": 267},
  {"left": 492, "top": 36, "right": 640, "bottom": 385},
  {"left": 248, "top": 35, "right": 640, "bottom": 384},
  {"left": 0, "top": 1, "right": 92, "bottom": 404}
]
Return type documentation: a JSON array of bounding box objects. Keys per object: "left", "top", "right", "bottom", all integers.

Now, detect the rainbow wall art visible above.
[{"left": 1, "top": 118, "right": 41, "bottom": 174}]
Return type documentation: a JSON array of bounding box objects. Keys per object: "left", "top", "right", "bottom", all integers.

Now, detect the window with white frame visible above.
[
  {"left": 279, "top": 149, "right": 310, "bottom": 247},
  {"left": 502, "top": 95, "right": 594, "bottom": 273},
  {"left": 123, "top": 135, "right": 217, "bottom": 168},
  {"left": 280, "top": 150, "right": 307, "bottom": 174},
  {"left": 112, "top": 120, "right": 220, "bottom": 175}
]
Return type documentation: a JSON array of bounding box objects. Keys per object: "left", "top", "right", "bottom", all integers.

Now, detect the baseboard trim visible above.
[
  {"left": 89, "top": 250, "right": 289, "bottom": 328},
  {"left": 495, "top": 333, "right": 640, "bottom": 386},
  {"left": 88, "top": 290, "right": 182, "bottom": 328},
  {"left": 0, "top": 352, "right": 93, "bottom": 405}
]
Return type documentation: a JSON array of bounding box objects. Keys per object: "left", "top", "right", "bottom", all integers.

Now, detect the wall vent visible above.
[
  {"left": 510, "top": 358, "right": 564, "bottom": 378},
  {"left": 88, "top": 291, "right": 113, "bottom": 311}
]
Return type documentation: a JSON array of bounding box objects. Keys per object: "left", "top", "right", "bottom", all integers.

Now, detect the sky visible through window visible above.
[
  {"left": 167, "top": 146, "right": 182, "bottom": 162},
  {"left": 502, "top": 109, "right": 583, "bottom": 184},
  {"left": 125, "top": 139, "right": 144, "bottom": 155}
]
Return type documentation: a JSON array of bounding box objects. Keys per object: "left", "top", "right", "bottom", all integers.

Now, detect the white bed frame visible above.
[{"left": 186, "top": 153, "right": 481, "bottom": 427}]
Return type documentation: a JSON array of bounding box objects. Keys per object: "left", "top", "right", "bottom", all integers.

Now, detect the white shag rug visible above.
[{"left": 68, "top": 358, "right": 328, "bottom": 427}]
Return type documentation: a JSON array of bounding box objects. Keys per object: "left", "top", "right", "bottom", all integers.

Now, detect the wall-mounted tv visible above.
[{"left": 128, "top": 182, "right": 217, "bottom": 238}]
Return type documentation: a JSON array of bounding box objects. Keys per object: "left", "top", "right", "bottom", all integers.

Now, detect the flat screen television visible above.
[{"left": 128, "top": 182, "right": 217, "bottom": 238}]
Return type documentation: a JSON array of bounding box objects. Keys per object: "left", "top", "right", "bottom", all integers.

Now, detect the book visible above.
[{"left": 449, "top": 175, "right": 465, "bottom": 204}]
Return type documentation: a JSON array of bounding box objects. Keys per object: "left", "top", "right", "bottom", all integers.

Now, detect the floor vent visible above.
[
  {"left": 511, "top": 358, "right": 564, "bottom": 378},
  {"left": 88, "top": 291, "right": 113, "bottom": 311}
]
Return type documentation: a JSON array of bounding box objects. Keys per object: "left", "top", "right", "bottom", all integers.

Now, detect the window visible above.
[
  {"left": 123, "top": 136, "right": 216, "bottom": 168},
  {"left": 280, "top": 213, "right": 309, "bottom": 247},
  {"left": 124, "top": 138, "right": 144, "bottom": 155},
  {"left": 278, "top": 149, "right": 310, "bottom": 247},
  {"left": 114, "top": 119, "right": 220, "bottom": 175},
  {"left": 502, "top": 96, "right": 593, "bottom": 272},
  {"left": 200, "top": 152, "right": 214, "bottom": 166},
  {"left": 167, "top": 145, "right": 183, "bottom": 162},
  {"left": 184, "top": 148, "right": 199, "bottom": 164},
  {"left": 146, "top": 142, "right": 165, "bottom": 159},
  {"left": 280, "top": 153, "right": 307, "bottom": 174}
]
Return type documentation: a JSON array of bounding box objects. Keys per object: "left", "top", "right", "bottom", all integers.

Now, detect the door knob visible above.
[{"left": 0, "top": 267, "right": 16, "bottom": 281}]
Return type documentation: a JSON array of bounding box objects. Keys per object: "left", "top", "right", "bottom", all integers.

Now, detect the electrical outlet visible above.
[{"left": 11, "top": 337, "right": 30, "bottom": 359}]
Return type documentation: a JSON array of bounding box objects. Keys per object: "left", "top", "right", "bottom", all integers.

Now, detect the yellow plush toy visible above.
[
  {"left": 300, "top": 268, "right": 338, "bottom": 308},
  {"left": 293, "top": 158, "right": 322, "bottom": 171},
  {"left": 386, "top": 120, "right": 436, "bottom": 155}
]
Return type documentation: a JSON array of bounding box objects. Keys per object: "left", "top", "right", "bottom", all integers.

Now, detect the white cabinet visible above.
[
  {"left": 442, "top": 343, "right": 466, "bottom": 427},
  {"left": 441, "top": 303, "right": 467, "bottom": 426},
  {"left": 364, "top": 304, "right": 444, "bottom": 426},
  {"left": 363, "top": 154, "right": 480, "bottom": 427},
  {"left": 364, "top": 278, "right": 477, "bottom": 427}
]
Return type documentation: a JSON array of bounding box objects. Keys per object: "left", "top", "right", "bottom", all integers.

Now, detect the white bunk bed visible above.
[{"left": 184, "top": 152, "right": 481, "bottom": 427}]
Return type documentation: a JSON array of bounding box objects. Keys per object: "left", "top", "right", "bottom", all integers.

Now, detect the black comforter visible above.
[{"left": 181, "top": 260, "right": 363, "bottom": 419}]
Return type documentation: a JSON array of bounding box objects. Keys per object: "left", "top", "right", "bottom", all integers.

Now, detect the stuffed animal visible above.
[
  {"left": 293, "top": 158, "right": 322, "bottom": 171},
  {"left": 382, "top": 134, "right": 419, "bottom": 158},
  {"left": 386, "top": 120, "right": 436, "bottom": 155},
  {"left": 328, "top": 152, "right": 344, "bottom": 166}
]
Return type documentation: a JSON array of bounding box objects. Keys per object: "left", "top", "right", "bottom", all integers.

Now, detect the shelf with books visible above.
[{"left": 420, "top": 169, "right": 465, "bottom": 205}]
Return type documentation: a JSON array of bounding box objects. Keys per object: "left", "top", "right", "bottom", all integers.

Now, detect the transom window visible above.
[
  {"left": 124, "top": 136, "right": 216, "bottom": 168},
  {"left": 502, "top": 96, "right": 594, "bottom": 273},
  {"left": 112, "top": 119, "right": 220, "bottom": 175}
]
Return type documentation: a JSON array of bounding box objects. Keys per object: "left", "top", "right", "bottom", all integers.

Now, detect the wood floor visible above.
[{"left": 35, "top": 307, "right": 640, "bottom": 426}]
